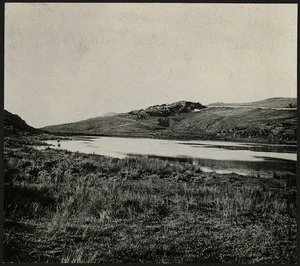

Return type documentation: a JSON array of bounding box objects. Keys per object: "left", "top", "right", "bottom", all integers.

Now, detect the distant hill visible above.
[
  {"left": 4, "top": 110, "right": 40, "bottom": 136},
  {"left": 209, "top": 97, "right": 297, "bottom": 108},
  {"left": 103, "top": 112, "right": 117, "bottom": 117},
  {"left": 42, "top": 98, "right": 297, "bottom": 144}
]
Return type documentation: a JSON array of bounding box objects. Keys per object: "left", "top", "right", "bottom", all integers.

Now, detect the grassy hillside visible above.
[
  {"left": 209, "top": 97, "right": 297, "bottom": 108},
  {"left": 43, "top": 102, "right": 297, "bottom": 144},
  {"left": 4, "top": 110, "right": 41, "bottom": 136}
]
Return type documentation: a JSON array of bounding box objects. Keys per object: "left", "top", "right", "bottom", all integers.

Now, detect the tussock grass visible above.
[{"left": 3, "top": 137, "right": 297, "bottom": 263}]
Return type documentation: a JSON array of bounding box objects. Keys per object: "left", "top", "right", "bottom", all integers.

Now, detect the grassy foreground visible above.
[{"left": 3, "top": 136, "right": 297, "bottom": 263}]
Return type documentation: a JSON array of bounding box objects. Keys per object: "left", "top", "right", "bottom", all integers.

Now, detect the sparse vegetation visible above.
[
  {"left": 3, "top": 136, "right": 297, "bottom": 263},
  {"left": 157, "top": 117, "right": 170, "bottom": 128}
]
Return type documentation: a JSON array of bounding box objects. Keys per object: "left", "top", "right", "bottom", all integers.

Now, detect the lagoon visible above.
[{"left": 41, "top": 136, "right": 297, "bottom": 176}]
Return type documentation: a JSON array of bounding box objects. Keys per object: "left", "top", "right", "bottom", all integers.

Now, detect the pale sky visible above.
[{"left": 5, "top": 3, "right": 297, "bottom": 128}]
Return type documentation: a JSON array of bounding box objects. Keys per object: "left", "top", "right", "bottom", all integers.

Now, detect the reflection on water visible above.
[
  {"left": 182, "top": 143, "right": 296, "bottom": 153},
  {"left": 40, "top": 136, "right": 296, "bottom": 176},
  {"left": 192, "top": 156, "right": 296, "bottom": 177}
]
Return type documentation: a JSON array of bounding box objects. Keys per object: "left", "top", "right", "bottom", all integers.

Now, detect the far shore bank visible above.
[{"left": 36, "top": 131, "right": 297, "bottom": 146}]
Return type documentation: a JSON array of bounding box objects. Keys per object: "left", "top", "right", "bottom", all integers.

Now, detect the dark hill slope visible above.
[
  {"left": 4, "top": 110, "right": 40, "bottom": 136},
  {"left": 43, "top": 100, "right": 297, "bottom": 144}
]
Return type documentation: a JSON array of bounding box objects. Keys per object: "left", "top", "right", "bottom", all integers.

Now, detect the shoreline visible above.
[{"left": 37, "top": 131, "right": 297, "bottom": 146}]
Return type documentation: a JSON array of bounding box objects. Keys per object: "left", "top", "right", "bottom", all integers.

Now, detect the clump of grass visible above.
[
  {"left": 60, "top": 244, "right": 98, "bottom": 263},
  {"left": 273, "top": 171, "right": 296, "bottom": 188}
]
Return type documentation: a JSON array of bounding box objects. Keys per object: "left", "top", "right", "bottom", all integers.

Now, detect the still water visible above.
[{"left": 42, "top": 136, "right": 297, "bottom": 176}]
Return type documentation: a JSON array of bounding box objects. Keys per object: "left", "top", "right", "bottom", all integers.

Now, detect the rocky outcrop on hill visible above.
[{"left": 129, "top": 101, "right": 206, "bottom": 119}]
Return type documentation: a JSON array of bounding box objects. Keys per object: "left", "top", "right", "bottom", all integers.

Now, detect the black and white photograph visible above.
[{"left": 3, "top": 2, "right": 297, "bottom": 264}]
